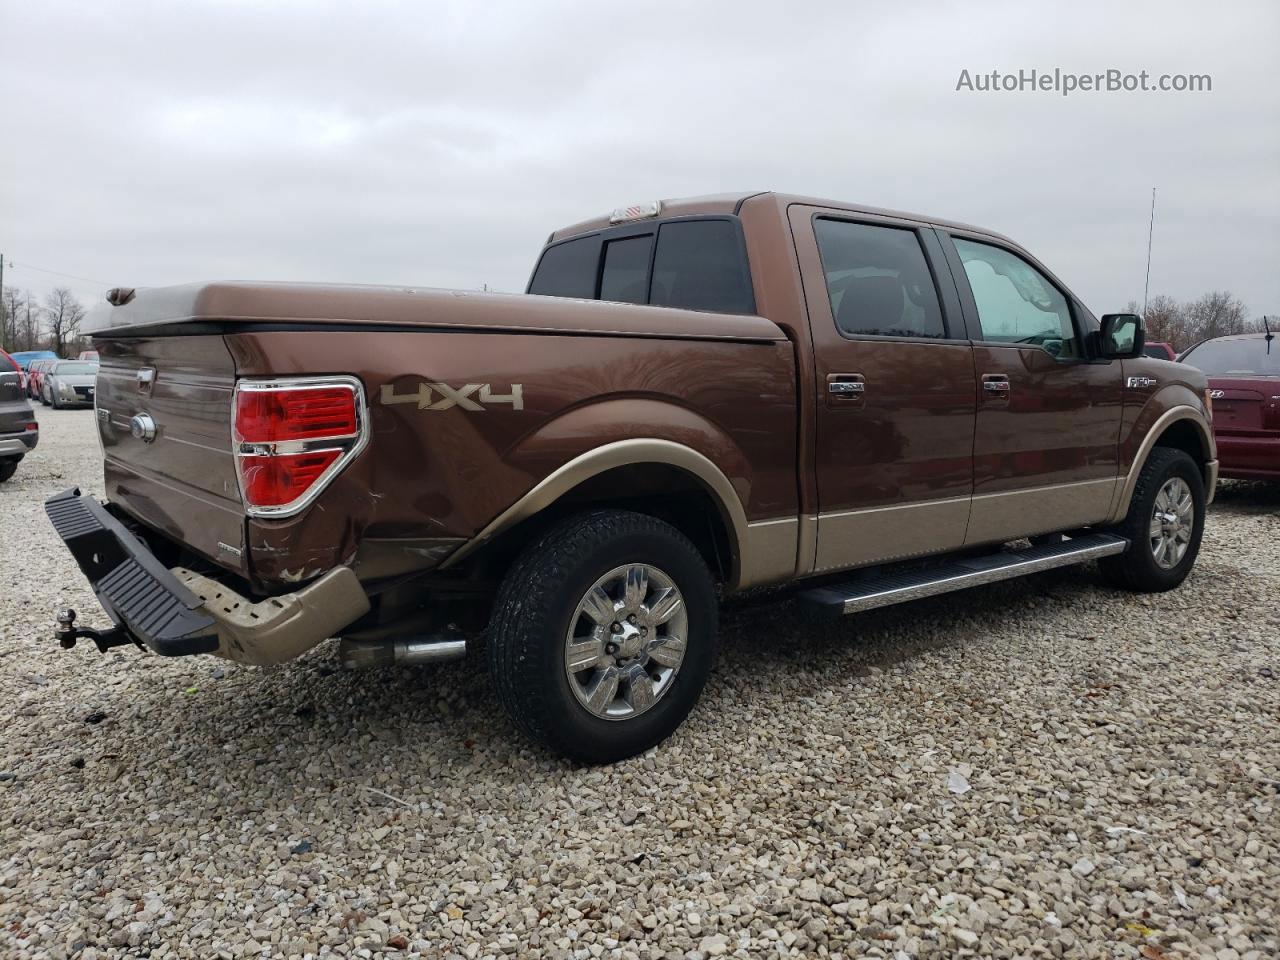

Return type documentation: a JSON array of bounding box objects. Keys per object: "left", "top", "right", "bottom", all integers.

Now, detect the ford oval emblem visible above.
[{"left": 129, "top": 413, "right": 157, "bottom": 442}]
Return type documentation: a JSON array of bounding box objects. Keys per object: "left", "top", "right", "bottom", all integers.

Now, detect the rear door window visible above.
[
  {"left": 813, "top": 218, "right": 947, "bottom": 339},
  {"left": 599, "top": 235, "right": 654, "bottom": 304}
]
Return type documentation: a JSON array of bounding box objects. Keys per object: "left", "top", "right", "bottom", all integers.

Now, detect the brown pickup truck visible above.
[{"left": 47, "top": 192, "right": 1217, "bottom": 762}]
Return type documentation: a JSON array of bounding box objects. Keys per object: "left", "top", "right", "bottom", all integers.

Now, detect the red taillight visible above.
[
  {"left": 238, "top": 451, "right": 341, "bottom": 507},
  {"left": 24, "top": 422, "right": 37, "bottom": 432},
  {"left": 232, "top": 378, "right": 366, "bottom": 517},
  {"left": 234, "top": 386, "right": 358, "bottom": 443},
  {"left": 1264, "top": 396, "right": 1280, "bottom": 431}
]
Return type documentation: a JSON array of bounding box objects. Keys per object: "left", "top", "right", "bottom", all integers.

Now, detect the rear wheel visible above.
[
  {"left": 1100, "top": 447, "right": 1205, "bottom": 592},
  {"left": 0, "top": 458, "right": 19, "bottom": 483},
  {"left": 488, "top": 509, "right": 718, "bottom": 763}
]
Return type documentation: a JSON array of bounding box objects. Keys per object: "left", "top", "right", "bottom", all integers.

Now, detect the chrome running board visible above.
[{"left": 799, "top": 533, "right": 1128, "bottom": 616}]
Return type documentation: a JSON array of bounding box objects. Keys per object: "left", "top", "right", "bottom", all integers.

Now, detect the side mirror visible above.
[{"left": 1098, "top": 313, "right": 1145, "bottom": 360}]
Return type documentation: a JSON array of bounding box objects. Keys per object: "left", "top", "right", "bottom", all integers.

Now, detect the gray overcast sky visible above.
[{"left": 2, "top": 0, "right": 1277, "bottom": 319}]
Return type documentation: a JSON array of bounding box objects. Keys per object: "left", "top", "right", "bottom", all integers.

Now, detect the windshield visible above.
[
  {"left": 54, "top": 361, "right": 99, "bottom": 375},
  {"left": 1181, "top": 338, "right": 1279, "bottom": 378}
]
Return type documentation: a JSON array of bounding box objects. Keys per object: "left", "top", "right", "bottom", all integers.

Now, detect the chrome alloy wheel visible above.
[
  {"left": 563, "top": 564, "right": 688, "bottom": 721},
  {"left": 1150, "top": 476, "right": 1194, "bottom": 569}
]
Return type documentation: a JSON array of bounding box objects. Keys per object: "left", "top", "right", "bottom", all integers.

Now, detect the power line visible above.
[{"left": 5, "top": 260, "right": 110, "bottom": 287}]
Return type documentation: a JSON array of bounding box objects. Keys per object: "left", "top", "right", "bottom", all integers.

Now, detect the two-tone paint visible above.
[{"left": 85, "top": 191, "right": 1215, "bottom": 607}]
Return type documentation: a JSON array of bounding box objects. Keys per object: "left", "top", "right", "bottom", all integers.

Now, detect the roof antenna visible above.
[{"left": 1142, "top": 187, "right": 1156, "bottom": 317}]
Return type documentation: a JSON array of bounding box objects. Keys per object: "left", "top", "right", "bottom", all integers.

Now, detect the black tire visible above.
[
  {"left": 51, "top": 395, "right": 63, "bottom": 410},
  {"left": 1099, "top": 447, "right": 1205, "bottom": 592},
  {"left": 488, "top": 509, "right": 718, "bottom": 764},
  {"left": 0, "top": 459, "right": 17, "bottom": 483}
]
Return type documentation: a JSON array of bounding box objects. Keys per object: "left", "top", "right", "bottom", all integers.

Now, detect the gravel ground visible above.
[{"left": 1, "top": 409, "right": 1277, "bottom": 960}]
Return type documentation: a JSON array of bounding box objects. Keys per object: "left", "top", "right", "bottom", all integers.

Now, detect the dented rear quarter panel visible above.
[{"left": 226, "top": 328, "right": 799, "bottom": 586}]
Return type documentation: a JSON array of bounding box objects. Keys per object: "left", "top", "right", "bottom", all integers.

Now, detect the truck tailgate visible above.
[{"left": 97, "top": 334, "right": 248, "bottom": 576}]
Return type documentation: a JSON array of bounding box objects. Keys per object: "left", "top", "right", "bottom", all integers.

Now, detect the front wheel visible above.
[
  {"left": 488, "top": 509, "right": 718, "bottom": 763},
  {"left": 1099, "top": 447, "right": 1206, "bottom": 592},
  {"left": 0, "top": 459, "right": 18, "bottom": 483}
]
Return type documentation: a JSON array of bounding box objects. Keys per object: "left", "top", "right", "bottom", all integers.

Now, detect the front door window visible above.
[{"left": 953, "top": 238, "right": 1079, "bottom": 359}]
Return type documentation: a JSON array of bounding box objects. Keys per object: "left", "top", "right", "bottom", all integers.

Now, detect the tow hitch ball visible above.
[{"left": 55, "top": 609, "right": 135, "bottom": 653}]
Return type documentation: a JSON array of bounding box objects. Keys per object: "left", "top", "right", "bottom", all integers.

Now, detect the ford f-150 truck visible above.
[{"left": 47, "top": 192, "right": 1217, "bottom": 762}]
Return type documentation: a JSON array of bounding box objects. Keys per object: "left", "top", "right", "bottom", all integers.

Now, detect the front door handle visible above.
[{"left": 826, "top": 373, "right": 866, "bottom": 408}]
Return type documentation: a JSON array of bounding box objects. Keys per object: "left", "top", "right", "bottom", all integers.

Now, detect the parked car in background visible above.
[
  {"left": 41, "top": 359, "right": 99, "bottom": 409},
  {"left": 9, "top": 350, "right": 58, "bottom": 395},
  {"left": 8, "top": 349, "right": 58, "bottom": 372},
  {"left": 46, "top": 192, "right": 1216, "bottom": 762},
  {"left": 28, "top": 358, "right": 61, "bottom": 402},
  {"left": 78, "top": 350, "right": 100, "bottom": 361},
  {"left": 1143, "top": 341, "right": 1177, "bottom": 361},
  {"left": 1180, "top": 332, "right": 1280, "bottom": 480},
  {"left": 27, "top": 358, "right": 51, "bottom": 401},
  {"left": 0, "top": 349, "right": 39, "bottom": 482}
]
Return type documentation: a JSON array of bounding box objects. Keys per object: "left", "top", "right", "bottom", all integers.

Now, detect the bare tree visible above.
[
  {"left": 44, "top": 288, "right": 86, "bottom": 356},
  {"left": 1183, "top": 291, "right": 1249, "bottom": 345},
  {"left": 1139, "top": 294, "right": 1189, "bottom": 349}
]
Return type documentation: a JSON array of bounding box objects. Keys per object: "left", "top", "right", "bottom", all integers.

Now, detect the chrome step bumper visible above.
[{"left": 799, "top": 533, "right": 1129, "bottom": 616}]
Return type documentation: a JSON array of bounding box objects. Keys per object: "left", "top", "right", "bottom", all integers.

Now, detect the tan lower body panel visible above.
[
  {"left": 813, "top": 496, "right": 970, "bottom": 574},
  {"left": 173, "top": 565, "right": 370, "bottom": 666},
  {"left": 738, "top": 517, "right": 800, "bottom": 588},
  {"left": 965, "top": 478, "right": 1118, "bottom": 546}
]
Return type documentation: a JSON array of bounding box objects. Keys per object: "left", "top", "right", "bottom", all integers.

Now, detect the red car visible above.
[
  {"left": 1143, "top": 341, "right": 1177, "bottom": 361},
  {"left": 1180, "top": 332, "right": 1280, "bottom": 480},
  {"left": 26, "top": 359, "right": 55, "bottom": 402}
]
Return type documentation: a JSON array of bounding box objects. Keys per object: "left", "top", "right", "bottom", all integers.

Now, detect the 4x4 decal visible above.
[{"left": 380, "top": 381, "right": 524, "bottom": 411}]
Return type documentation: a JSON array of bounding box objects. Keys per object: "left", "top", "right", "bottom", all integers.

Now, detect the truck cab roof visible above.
[{"left": 548, "top": 191, "right": 1016, "bottom": 247}]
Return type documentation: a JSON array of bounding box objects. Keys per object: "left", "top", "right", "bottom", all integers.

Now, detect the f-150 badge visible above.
[
  {"left": 1126, "top": 376, "right": 1157, "bottom": 388},
  {"left": 380, "top": 382, "right": 524, "bottom": 411}
]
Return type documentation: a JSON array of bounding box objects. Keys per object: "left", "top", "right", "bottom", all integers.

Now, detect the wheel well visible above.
[
  {"left": 464, "top": 463, "right": 736, "bottom": 586},
  {"left": 1152, "top": 418, "right": 1209, "bottom": 465}
]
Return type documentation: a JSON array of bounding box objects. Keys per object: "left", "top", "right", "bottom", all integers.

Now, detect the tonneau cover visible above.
[{"left": 84, "top": 282, "right": 786, "bottom": 343}]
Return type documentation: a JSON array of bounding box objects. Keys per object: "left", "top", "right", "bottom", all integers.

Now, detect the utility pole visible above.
[{"left": 1142, "top": 187, "right": 1156, "bottom": 317}]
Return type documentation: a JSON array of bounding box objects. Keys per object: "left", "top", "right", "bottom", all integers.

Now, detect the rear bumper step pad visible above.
[
  {"left": 45, "top": 488, "right": 219, "bottom": 655},
  {"left": 800, "top": 532, "right": 1129, "bottom": 616},
  {"left": 46, "top": 488, "right": 372, "bottom": 665}
]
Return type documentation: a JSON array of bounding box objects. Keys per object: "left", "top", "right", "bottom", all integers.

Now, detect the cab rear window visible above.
[{"left": 528, "top": 217, "right": 754, "bottom": 315}]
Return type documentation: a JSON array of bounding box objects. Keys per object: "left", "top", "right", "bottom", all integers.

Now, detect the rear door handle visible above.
[
  {"left": 828, "top": 379, "right": 865, "bottom": 396},
  {"left": 981, "top": 374, "right": 1010, "bottom": 395}
]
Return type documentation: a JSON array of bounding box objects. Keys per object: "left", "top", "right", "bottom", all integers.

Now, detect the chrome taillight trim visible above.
[{"left": 231, "top": 375, "right": 369, "bottom": 519}]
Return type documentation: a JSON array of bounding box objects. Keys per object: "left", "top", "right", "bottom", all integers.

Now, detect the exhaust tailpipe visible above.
[{"left": 339, "top": 634, "right": 467, "bottom": 670}]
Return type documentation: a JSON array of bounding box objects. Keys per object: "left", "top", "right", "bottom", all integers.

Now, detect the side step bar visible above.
[{"left": 799, "top": 533, "right": 1128, "bottom": 617}]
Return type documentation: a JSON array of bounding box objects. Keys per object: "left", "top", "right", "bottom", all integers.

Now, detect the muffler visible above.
[{"left": 338, "top": 633, "right": 467, "bottom": 669}]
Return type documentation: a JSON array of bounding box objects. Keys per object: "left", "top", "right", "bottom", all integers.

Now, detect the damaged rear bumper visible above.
[{"left": 45, "top": 489, "right": 370, "bottom": 665}]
